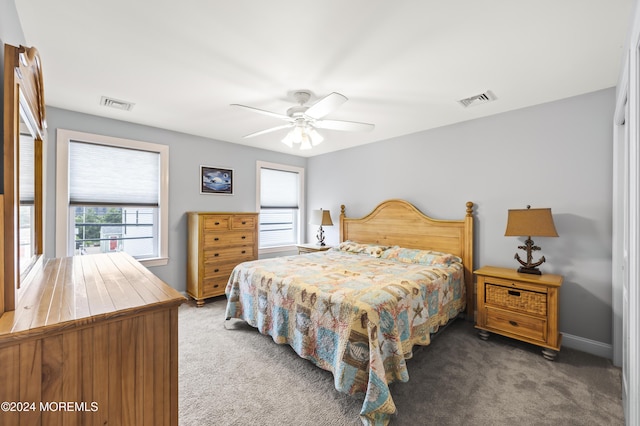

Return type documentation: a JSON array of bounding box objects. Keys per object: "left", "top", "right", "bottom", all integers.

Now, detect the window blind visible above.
[
  {"left": 19, "top": 133, "right": 35, "bottom": 204},
  {"left": 69, "top": 141, "right": 160, "bottom": 206},
  {"left": 260, "top": 167, "right": 299, "bottom": 209}
]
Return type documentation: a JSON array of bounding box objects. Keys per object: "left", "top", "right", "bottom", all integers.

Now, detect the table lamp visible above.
[
  {"left": 504, "top": 205, "right": 558, "bottom": 275},
  {"left": 310, "top": 209, "right": 333, "bottom": 246}
]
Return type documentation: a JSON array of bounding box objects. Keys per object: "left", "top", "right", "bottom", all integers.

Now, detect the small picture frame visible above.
[{"left": 200, "top": 165, "right": 233, "bottom": 195}]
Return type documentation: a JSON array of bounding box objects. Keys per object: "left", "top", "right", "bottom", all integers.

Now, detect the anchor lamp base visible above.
[
  {"left": 513, "top": 238, "right": 546, "bottom": 275},
  {"left": 517, "top": 265, "right": 542, "bottom": 275}
]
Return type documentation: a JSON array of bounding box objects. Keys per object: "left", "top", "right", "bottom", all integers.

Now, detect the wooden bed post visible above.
[
  {"left": 464, "top": 201, "right": 475, "bottom": 321},
  {"left": 339, "top": 204, "right": 346, "bottom": 242}
]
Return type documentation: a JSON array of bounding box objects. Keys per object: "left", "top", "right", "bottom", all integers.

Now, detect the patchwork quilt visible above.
[{"left": 224, "top": 244, "right": 466, "bottom": 425}]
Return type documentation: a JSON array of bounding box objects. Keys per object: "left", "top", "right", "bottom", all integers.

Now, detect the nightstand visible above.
[
  {"left": 296, "top": 243, "right": 332, "bottom": 254},
  {"left": 474, "top": 266, "right": 563, "bottom": 360}
]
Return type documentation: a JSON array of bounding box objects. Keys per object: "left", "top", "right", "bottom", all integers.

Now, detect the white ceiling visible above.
[{"left": 15, "top": 0, "right": 634, "bottom": 157}]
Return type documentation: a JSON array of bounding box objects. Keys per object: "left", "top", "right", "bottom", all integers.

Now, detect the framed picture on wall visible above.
[{"left": 200, "top": 165, "right": 233, "bottom": 195}]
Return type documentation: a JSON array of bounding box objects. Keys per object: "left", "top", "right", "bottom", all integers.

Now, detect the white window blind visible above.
[
  {"left": 258, "top": 164, "right": 303, "bottom": 249},
  {"left": 19, "top": 133, "right": 35, "bottom": 203},
  {"left": 69, "top": 141, "right": 160, "bottom": 206},
  {"left": 260, "top": 167, "right": 299, "bottom": 209}
]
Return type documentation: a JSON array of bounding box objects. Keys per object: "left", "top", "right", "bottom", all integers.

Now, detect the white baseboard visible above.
[{"left": 562, "top": 332, "right": 613, "bottom": 360}]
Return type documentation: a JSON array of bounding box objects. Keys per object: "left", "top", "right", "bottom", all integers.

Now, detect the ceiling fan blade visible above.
[
  {"left": 314, "top": 119, "right": 374, "bottom": 132},
  {"left": 231, "top": 104, "right": 291, "bottom": 121},
  {"left": 243, "top": 123, "right": 293, "bottom": 138},
  {"left": 304, "top": 92, "right": 348, "bottom": 119}
]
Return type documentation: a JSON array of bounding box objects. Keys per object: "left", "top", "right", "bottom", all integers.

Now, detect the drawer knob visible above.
[
  {"left": 509, "top": 320, "right": 518, "bottom": 327},
  {"left": 241, "top": 236, "right": 246, "bottom": 239},
  {"left": 242, "top": 221, "right": 247, "bottom": 224},
  {"left": 241, "top": 250, "right": 246, "bottom": 254},
  {"left": 214, "top": 253, "right": 219, "bottom": 257},
  {"left": 214, "top": 284, "right": 219, "bottom": 288},
  {"left": 214, "top": 237, "right": 219, "bottom": 241},
  {"left": 215, "top": 222, "right": 220, "bottom": 225},
  {"left": 214, "top": 268, "right": 219, "bottom": 273},
  {"left": 508, "top": 290, "right": 520, "bottom": 297}
]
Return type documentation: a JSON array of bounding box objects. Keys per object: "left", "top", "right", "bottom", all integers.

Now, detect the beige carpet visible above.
[{"left": 178, "top": 298, "right": 623, "bottom": 426}]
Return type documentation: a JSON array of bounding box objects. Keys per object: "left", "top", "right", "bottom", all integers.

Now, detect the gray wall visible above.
[
  {"left": 44, "top": 107, "right": 307, "bottom": 293},
  {"left": 307, "top": 88, "right": 615, "bottom": 350}
]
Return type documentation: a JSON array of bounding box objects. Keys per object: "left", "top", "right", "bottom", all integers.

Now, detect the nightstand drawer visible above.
[
  {"left": 485, "top": 283, "right": 547, "bottom": 316},
  {"left": 485, "top": 307, "right": 547, "bottom": 342}
]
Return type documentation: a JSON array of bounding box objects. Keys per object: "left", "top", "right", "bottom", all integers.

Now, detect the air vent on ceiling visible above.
[
  {"left": 458, "top": 90, "right": 496, "bottom": 108},
  {"left": 100, "top": 96, "right": 135, "bottom": 111}
]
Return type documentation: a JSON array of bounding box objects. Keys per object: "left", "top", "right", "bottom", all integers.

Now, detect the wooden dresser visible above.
[
  {"left": 0, "top": 252, "right": 186, "bottom": 425},
  {"left": 187, "top": 212, "right": 258, "bottom": 306},
  {"left": 474, "top": 265, "right": 563, "bottom": 360}
]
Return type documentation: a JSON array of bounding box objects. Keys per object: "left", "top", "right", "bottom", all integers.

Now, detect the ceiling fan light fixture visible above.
[
  {"left": 281, "top": 132, "right": 294, "bottom": 147},
  {"left": 281, "top": 125, "right": 324, "bottom": 149},
  {"left": 234, "top": 90, "right": 374, "bottom": 150},
  {"left": 292, "top": 125, "right": 304, "bottom": 142},
  {"left": 309, "top": 128, "right": 324, "bottom": 146},
  {"left": 300, "top": 134, "right": 312, "bottom": 150}
]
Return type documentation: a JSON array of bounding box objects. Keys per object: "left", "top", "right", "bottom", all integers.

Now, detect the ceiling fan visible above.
[{"left": 231, "top": 90, "right": 374, "bottom": 150}]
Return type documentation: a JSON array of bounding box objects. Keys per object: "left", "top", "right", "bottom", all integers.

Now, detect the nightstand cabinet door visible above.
[
  {"left": 475, "top": 266, "right": 563, "bottom": 359},
  {"left": 187, "top": 212, "right": 258, "bottom": 306}
]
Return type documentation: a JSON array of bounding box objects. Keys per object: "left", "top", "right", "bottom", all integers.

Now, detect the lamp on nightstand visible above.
[
  {"left": 310, "top": 209, "right": 333, "bottom": 246},
  {"left": 504, "top": 205, "right": 558, "bottom": 275}
]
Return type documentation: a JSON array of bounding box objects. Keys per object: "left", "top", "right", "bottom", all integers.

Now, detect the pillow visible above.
[
  {"left": 380, "top": 246, "right": 461, "bottom": 266},
  {"left": 336, "top": 240, "right": 389, "bottom": 258}
]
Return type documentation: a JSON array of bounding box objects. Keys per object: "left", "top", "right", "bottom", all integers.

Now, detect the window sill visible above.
[
  {"left": 138, "top": 257, "right": 169, "bottom": 267},
  {"left": 259, "top": 245, "right": 299, "bottom": 258}
]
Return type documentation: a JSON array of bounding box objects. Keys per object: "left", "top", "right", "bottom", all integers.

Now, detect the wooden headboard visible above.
[{"left": 340, "top": 199, "right": 475, "bottom": 318}]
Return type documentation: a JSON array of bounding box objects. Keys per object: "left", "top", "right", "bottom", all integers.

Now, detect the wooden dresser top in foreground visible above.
[{"left": 0, "top": 252, "right": 186, "bottom": 343}]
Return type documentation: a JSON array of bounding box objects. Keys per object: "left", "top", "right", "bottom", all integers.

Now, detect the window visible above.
[
  {"left": 56, "top": 129, "right": 169, "bottom": 266},
  {"left": 19, "top": 129, "right": 37, "bottom": 274},
  {"left": 256, "top": 161, "right": 304, "bottom": 252}
]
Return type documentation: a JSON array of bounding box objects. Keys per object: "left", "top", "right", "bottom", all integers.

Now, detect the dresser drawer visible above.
[
  {"left": 202, "top": 262, "right": 239, "bottom": 280},
  {"left": 485, "top": 283, "right": 547, "bottom": 316},
  {"left": 202, "top": 276, "right": 228, "bottom": 297},
  {"left": 203, "top": 246, "right": 255, "bottom": 263},
  {"left": 203, "top": 230, "right": 255, "bottom": 247},
  {"left": 232, "top": 215, "right": 256, "bottom": 229},
  {"left": 485, "top": 307, "right": 547, "bottom": 343},
  {"left": 203, "top": 215, "right": 231, "bottom": 230}
]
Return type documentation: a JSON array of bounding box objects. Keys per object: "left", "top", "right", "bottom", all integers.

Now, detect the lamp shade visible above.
[
  {"left": 281, "top": 125, "right": 324, "bottom": 150},
  {"left": 504, "top": 208, "right": 558, "bottom": 237},
  {"left": 310, "top": 209, "right": 333, "bottom": 226}
]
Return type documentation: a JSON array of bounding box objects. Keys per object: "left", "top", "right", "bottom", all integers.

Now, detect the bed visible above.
[{"left": 225, "top": 199, "right": 474, "bottom": 425}]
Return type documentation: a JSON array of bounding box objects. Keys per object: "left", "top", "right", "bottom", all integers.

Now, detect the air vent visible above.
[
  {"left": 458, "top": 91, "right": 496, "bottom": 108},
  {"left": 100, "top": 96, "right": 135, "bottom": 111}
]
